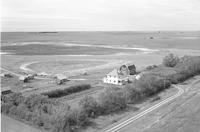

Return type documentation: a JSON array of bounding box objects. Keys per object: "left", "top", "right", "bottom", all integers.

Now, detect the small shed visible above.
[
  {"left": 27, "top": 74, "right": 35, "bottom": 79},
  {"left": 37, "top": 72, "right": 49, "bottom": 77},
  {"left": 0, "top": 73, "right": 13, "bottom": 78},
  {"left": 19, "top": 76, "right": 29, "bottom": 82},
  {"left": 56, "top": 74, "right": 68, "bottom": 85}
]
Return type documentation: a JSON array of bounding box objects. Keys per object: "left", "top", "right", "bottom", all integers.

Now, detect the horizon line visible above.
[{"left": 1, "top": 30, "right": 200, "bottom": 33}]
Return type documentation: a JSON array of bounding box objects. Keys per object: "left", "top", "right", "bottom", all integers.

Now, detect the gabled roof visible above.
[
  {"left": 106, "top": 69, "right": 128, "bottom": 79},
  {"left": 107, "top": 69, "right": 119, "bottom": 77},
  {"left": 125, "top": 63, "right": 135, "bottom": 66}
]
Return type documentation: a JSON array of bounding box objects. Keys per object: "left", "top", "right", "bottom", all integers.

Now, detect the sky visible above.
[{"left": 1, "top": 0, "right": 200, "bottom": 31}]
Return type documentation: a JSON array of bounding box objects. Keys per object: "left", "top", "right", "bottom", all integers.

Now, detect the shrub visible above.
[
  {"left": 68, "top": 108, "right": 89, "bottom": 126},
  {"left": 79, "top": 96, "right": 99, "bottom": 117},
  {"left": 53, "top": 108, "right": 89, "bottom": 132},
  {"left": 125, "top": 85, "right": 143, "bottom": 103},
  {"left": 1, "top": 93, "right": 60, "bottom": 130},
  {"left": 163, "top": 53, "right": 180, "bottom": 67},
  {"left": 42, "top": 84, "right": 91, "bottom": 98},
  {"left": 170, "top": 56, "right": 200, "bottom": 83},
  {"left": 150, "top": 96, "right": 161, "bottom": 102},
  {"left": 136, "top": 75, "right": 157, "bottom": 96},
  {"left": 98, "top": 87, "right": 127, "bottom": 114},
  {"left": 23, "top": 94, "right": 52, "bottom": 113},
  {"left": 146, "top": 65, "right": 158, "bottom": 70},
  {"left": 1, "top": 93, "right": 24, "bottom": 106},
  {"left": 130, "top": 73, "right": 171, "bottom": 100},
  {"left": 1, "top": 103, "right": 13, "bottom": 113},
  {"left": 8, "top": 105, "right": 18, "bottom": 116}
]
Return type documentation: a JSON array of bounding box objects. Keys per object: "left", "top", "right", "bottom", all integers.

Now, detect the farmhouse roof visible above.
[
  {"left": 106, "top": 69, "right": 128, "bottom": 79},
  {"left": 107, "top": 69, "right": 119, "bottom": 77},
  {"left": 125, "top": 63, "right": 135, "bottom": 66},
  {"left": 124, "top": 63, "right": 136, "bottom": 69}
]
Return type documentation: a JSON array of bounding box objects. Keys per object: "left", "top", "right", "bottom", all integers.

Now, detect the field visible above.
[
  {"left": 119, "top": 76, "right": 200, "bottom": 132},
  {"left": 1, "top": 114, "right": 44, "bottom": 132},
  {"left": 1, "top": 31, "right": 200, "bottom": 132},
  {"left": 1, "top": 31, "right": 200, "bottom": 50}
]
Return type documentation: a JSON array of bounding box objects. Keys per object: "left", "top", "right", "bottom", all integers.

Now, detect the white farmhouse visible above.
[{"left": 103, "top": 69, "right": 128, "bottom": 85}]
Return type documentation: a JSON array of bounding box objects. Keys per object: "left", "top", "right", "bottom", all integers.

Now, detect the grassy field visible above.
[
  {"left": 1, "top": 31, "right": 200, "bottom": 132},
  {"left": 28, "top": 60, "right": 107, "bottom": 74},
  {"left": 145, "top": 93, "right": 200, "bottom": 132},
  {"left": 1, "top": 114, "right": 45, "bottom": 132},
  {"left": 1, "top": 44, "right": 139, "bottom": 55},
  {"left": 1, "top": 31, "right": 200, "bottom": 50},
  {"left": 142, "top": 76, "right": 200, "bottom": 132}
]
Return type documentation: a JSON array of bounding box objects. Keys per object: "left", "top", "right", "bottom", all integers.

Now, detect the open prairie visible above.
[
  {"left": 1, "top": 31, "right": 200, "bottom": 132},
  {"left": 1, "top": 31, "right": 200, "bottom": 101}
]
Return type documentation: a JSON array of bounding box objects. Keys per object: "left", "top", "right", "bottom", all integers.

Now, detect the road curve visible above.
[
  {"left": 104, "top": 85, "right": 184, "bottom": 132},
  {"left": 0, "top": 67, "right": 22, "bottom": 77},
  {"left": 1, "top": 67, "right": 86, "bottom": 80},
  {"left": 0, "top": 67, "right": 47, "bottom": 80},
  {"left": 20, "top": 62, "right": 37, "bottom": 72}
]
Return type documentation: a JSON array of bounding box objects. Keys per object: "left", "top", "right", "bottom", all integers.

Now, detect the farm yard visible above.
[{"left": 1, "top": 31, "right": 200, "bottom": 132}]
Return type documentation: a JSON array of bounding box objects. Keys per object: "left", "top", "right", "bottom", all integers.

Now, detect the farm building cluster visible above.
[{"left": 103, "top": 63, "right": 141, "bottom": 85}]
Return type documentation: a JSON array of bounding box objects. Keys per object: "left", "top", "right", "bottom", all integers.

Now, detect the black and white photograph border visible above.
[{"left": 1, "top": 0, "right": 200, "bottom": 132}]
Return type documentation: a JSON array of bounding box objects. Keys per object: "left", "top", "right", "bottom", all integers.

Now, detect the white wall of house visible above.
[{"left": 103, "top": 75, "right": 122, "bottom": 85}]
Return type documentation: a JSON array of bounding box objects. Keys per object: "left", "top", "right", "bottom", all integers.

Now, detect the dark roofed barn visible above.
[{"left": 119, "top": 63, "right": 136, "bottom": 76}]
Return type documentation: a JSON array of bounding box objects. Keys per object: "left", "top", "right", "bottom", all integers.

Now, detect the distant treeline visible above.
[
  {"left": 1, "top": 54, "right": 200, "bottom": 132},
  {"left": 38, "top": 32, "right": 58, "bottom": 33}
]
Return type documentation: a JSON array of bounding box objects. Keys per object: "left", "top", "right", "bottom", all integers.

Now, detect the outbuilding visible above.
[
  {"left": 19, "top": 74, "right": 34, "bottom": 83},
  {"left": 37, "top": 72, "right": 49, "bottom": 77},
  {"left": 56, "top": 74, "right": 68, "bottom": 85},
  {"left": 19, "top": 76, "right": 29, "bottom": 82},
  {"left": 0, "top": 73, "right": 13, "bottom": 78},
  {"left": 119, "top": 63, "right": 136, "bottom": 76}
]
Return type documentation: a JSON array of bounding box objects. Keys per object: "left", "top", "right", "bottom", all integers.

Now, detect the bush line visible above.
[{"left": 42, "top": 84, "right": 91, "bottom": 98}]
